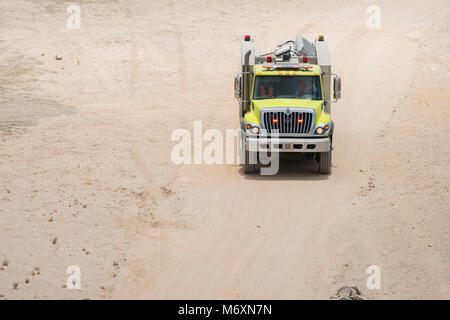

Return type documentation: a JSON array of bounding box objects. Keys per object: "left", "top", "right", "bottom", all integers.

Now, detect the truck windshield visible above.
[{"left": 253, "top": 75, "right": 322, "bottom": 100}]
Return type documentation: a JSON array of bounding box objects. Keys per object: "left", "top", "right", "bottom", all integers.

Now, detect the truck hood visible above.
[{"left": 252, "top": 99, "right": 324, "bottom": 122}]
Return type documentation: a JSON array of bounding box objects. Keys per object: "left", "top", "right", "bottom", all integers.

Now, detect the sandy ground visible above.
[{"left": 0, "top": 0, "right": 449, "bottom": 299}]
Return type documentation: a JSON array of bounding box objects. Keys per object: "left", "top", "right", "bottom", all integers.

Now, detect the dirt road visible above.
[{"left": 0, "top": 0, "right": 449, "bottom": 299}]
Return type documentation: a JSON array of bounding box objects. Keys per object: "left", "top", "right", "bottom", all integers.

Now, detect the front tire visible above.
[
  {"left": 244, "top": 150, "right": 257, "bottom": 174},
  {"left": 318, "top": 150, "right": 332, "bottom": 174}
]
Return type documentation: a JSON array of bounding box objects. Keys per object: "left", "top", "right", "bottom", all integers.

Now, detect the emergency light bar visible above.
[{"left": 262, "top": 64, "right": 313, "bottom": 70}]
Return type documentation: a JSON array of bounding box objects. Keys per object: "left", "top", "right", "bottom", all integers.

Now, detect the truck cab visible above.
[{"left": 234, "top": 35, "right": 341, "bottom": 174}]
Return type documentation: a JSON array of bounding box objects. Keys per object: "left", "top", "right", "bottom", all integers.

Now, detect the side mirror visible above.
[
  {"left": 333, "top": 76, "right": 342, "bottom": 100},
  {"left": 234, "top": 75, "right": 241, "bottom": 99}
]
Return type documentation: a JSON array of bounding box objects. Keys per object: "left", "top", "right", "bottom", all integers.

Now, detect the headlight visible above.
[
  {"left": 315, "top": 124, "right": 330, "bottom": 135},
  {"left": 246, "top": 124, "right": 260, "bottom": 135}
]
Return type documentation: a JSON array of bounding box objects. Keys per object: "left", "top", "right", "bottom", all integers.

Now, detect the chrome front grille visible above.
[{"left": 261, "top": 109, "right": 314, "bottom": 134}]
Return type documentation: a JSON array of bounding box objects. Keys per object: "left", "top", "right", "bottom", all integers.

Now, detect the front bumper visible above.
[{"left": 245, "top": 137, "right": 331, "bottom": 153}]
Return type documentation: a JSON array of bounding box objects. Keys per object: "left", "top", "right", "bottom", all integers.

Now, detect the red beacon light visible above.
[
  {"left": 267, "top": 56, "right": 272, "bottom": 62},
  {"left": 302, "top": 57, "right": 308, "bottom": 63},
  {"left": 244, "top": 35, "right": 251, "bottom": 41}
]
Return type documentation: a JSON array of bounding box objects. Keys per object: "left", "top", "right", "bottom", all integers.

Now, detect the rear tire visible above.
[
  {"left": 244, "top": 150, "right": 257, "bottom": 174},
  {"left": 318, "top": 150, "right": 332, "bottom": 174}
]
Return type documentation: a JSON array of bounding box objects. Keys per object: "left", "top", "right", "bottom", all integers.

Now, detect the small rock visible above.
[
  {"left": 151, "top": 221, "right": 161, "bottom": 228},
  {"left": 334, "top": 286, "right": 365, "bottom": 300}
]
